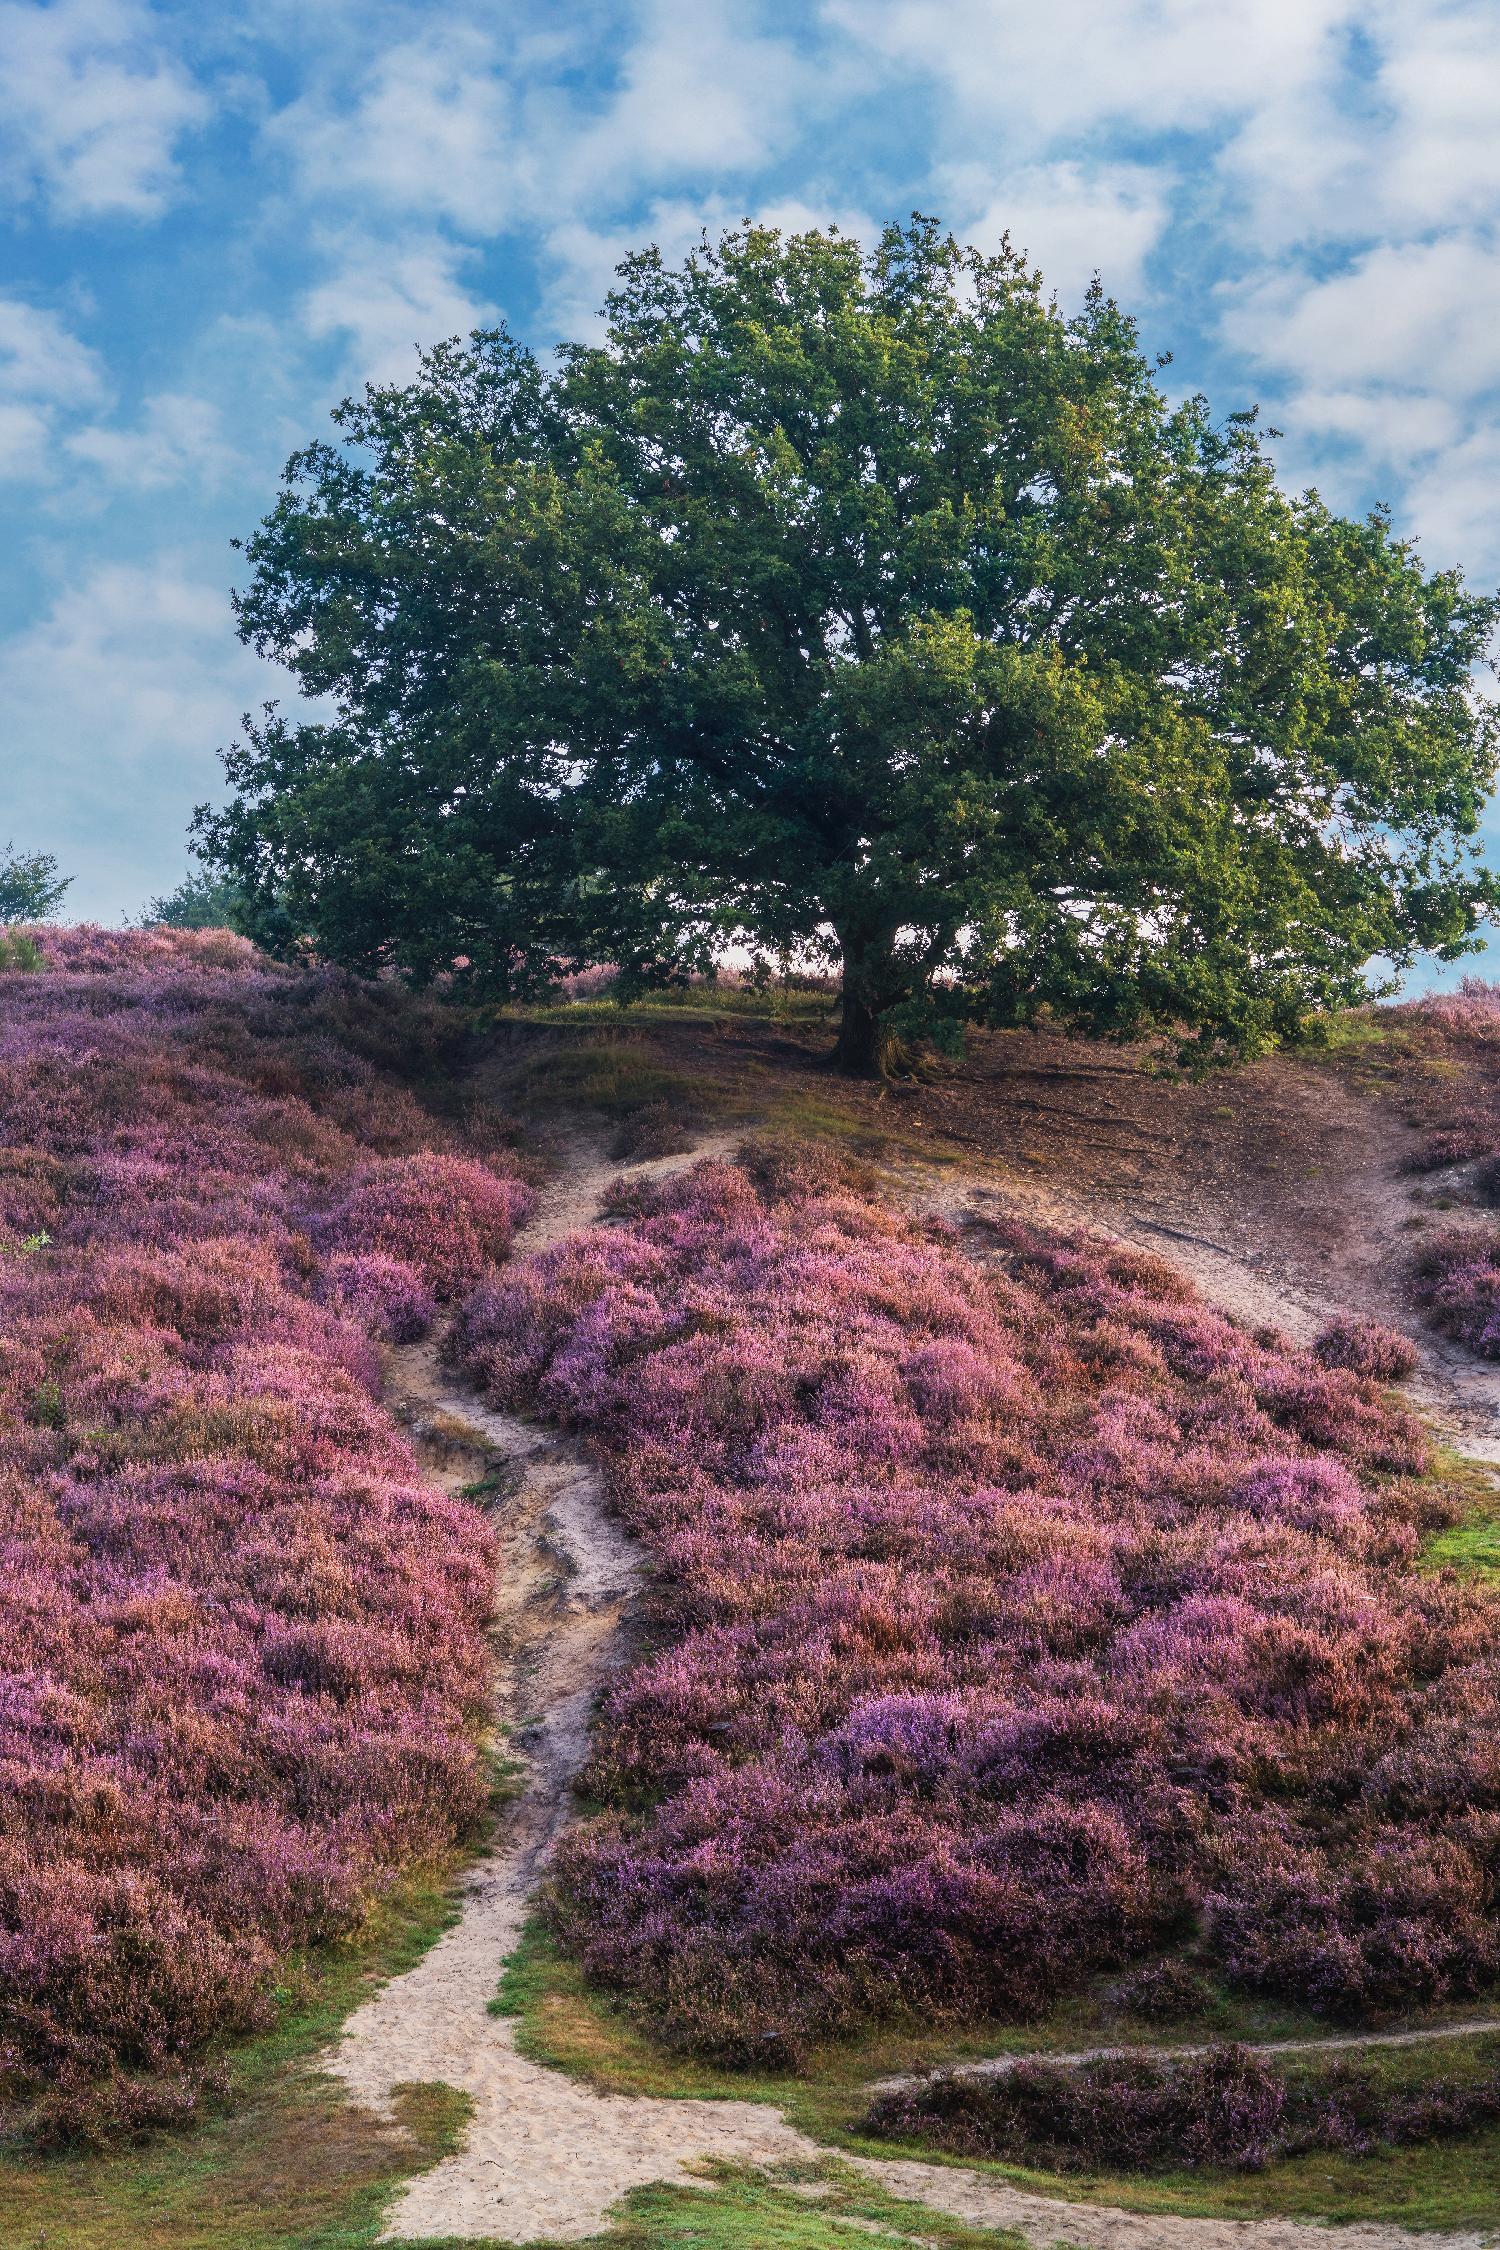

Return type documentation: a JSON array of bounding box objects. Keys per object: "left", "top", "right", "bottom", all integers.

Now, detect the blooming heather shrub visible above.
[
  {"left": 866, "top": 2047, "right": 1287, "bottom": 2172},
  {"left": 1108, "top": 1959, "right": 1216, "bottom": 2024},
  {"left": 314, "top": 1150, "right": 533, "bottom": 1295},
  {"left": 863, "top": 2043, "right": 1500, "bottom": 2173},
  {"left": 1313, "top": 1317, "right": 1419, "bottom": 1382},
  {"left": 552, "top": 963, "right": 620, "bottom": 1000},
  {"left": 319, "top": 1251, "right": 438, "bottom": 1342},
  {"left": 1389, "top": 981, "right": 1500, "bottom": 1173},
  {"left": 0, "top": 935, "right": 511, "bottom": 2137},
  {"left": 1410, "top": 1229, "right": 1500, "bottom": 1358},
  {"left": 454, "top": 1151, "right": 1496, "bottom": 2062},
  {"left": 30, "top": 922, "right": 261, "bottom": 974}
]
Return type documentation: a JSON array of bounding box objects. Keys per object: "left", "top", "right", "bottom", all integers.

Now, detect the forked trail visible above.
[{"left": 328, "top": 1135, "right": 1500, "bottom": 2250}]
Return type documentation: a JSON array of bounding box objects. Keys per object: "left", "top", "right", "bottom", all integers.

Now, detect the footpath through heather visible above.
[{"left": 331, "top": 1131, "right": 1500, "bottom": 2250}]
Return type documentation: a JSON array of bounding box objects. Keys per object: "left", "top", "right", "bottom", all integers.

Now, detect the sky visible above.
[{"left": 3, "top": 0, "right": 1500, "bottom": 977}]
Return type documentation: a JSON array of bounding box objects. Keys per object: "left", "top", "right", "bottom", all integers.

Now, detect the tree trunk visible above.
[
  {"left": 833, "top": 935, "right": 905, "bottom": 1078},
  {"left": 833, "top": 986, "right": 894, "bottom": 1076}
]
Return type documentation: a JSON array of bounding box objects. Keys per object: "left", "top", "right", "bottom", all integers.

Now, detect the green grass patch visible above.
[
  {"left": 505, "top": 983, "right": 837, "bottom": 1032},
  {"left": 497, "top": 1035, "right": 702, "bottom": 1119},
  {"left": 1425, "top": 1508, "right": 1500, "bottom": 1577},
  {"left": 1418, "top": 1450, "right": 1500, "bottom": 1578},
  {"left": 857, "top": 2116, "right": 1500, "bottom": 2235},
  {"left": 480, "top": 1026, "right": 755, "bottom": 1146},
  {"left": 545, "top": 2160, "right": 1025, "bottom": 2248}
]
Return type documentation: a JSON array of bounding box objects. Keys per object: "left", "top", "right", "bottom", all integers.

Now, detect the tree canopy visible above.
[
  {"left": 200, "top": 217, "right": 1500, "bottom": 1072},
  {"left": 0, "top": 843, "right": 71, "bottom": 925}
]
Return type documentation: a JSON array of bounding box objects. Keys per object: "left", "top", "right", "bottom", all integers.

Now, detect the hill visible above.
[{"left": 4, "top": 938, "right": 1500, "bottom": 2249}]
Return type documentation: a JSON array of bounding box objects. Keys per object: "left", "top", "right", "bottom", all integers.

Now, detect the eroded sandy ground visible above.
[{"left": 327, "top": 1133, "right": 1500, "bottom": 2250}]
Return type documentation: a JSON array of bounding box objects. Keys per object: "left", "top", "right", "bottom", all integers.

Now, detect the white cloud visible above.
[
  {"left": 0, "top": 0, "right": 207, "bottom": 220},
  {"left": 566, "top": 0, "right": 813, "bottom": 194},
  {"left": 301, "top": 233, "right": 498, "bottom": 385},
  {"left": 1215, "top": 2, "right": 1500, "bottom": 250},
  {"left": 0, "top": 296, "right": 106, "bottom": 405},
  {"left": 827, "top": 0, "right": 1351, "bottom": 145},
  {"left": 1377, "top": 12, "right": 1500, "bottom": 233},
  {"left": 65, "top": 392, "right": 239, "bottom": 492},
  {"left": 1274, "top": 386, "right": 1461, "bottom": 466},
  {"left": 1400, "top": 426, "right": 1500, "bottom": 583},
  {"left": 0, "top": 298, "right": 106, "bottom": 479},
  {"left": 1226, "top": 237, "right": 1500, "bottom": 401},
  {"left": 950, "top": 160, "right": 1172, "bottom": 302},
  {"left": 0, "top": 556, "right": 281, "bottom": 918},
  {"left": 273, "top": 1, "right": 821, "bottom": 354},
  {"left": 273, "top": 27, "right": 523, "bottom": 235},
  {"left": 0, "top": 399, "right": 53, "bottom": 478},
  {"left": 1212, "top": 81, "right": 1370, "bottom": 252}
]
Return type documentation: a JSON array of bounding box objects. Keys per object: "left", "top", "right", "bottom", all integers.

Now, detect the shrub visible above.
[
  {"left": 1390, "top": 981, "right": 1500, "bottom": 1172},
  {"left": 1410, "top": 1228, "right": 1500, "bottom": 1357},
  {"left": 319, "top": 1251, "right": 438, "bottom": 1342},
  {"left": 609, "top": 1101, "right": 697, "bottom": 1162},
  {"left": 453, "top": 1151, "right": 1491, "bottom": 2063},
  {"left": 866, "top": 2046, "right": 1287, "bottom": 2172},
  {"left": 1312, "top": 1317, "right": 1419, "bottom": 1381},
  {"left": 0, "top": 932, "right": 513, "bottom": 2135},
  {"left": 314, "top": 1150, "right": 532, "bottom": 1295},
  {"left": 864, "top": 2042, "right": 1500, "bottom": 2175},
  {"left": 1108, "top": 1959, "right": 1216, "bottom": 2025}
]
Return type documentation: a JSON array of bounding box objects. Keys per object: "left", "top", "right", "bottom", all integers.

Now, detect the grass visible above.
[
  {"left": 854, "top": 2110, "right": 1500, "bottom": 2234},
  {"left": 1425, "top": 1507, "right": 1500, "bottom": 1576},
  {"left": 548, "top": 2162, "right": 1025, "bottom": 2248},
  {"left": 480, "top": 999, "right": 983, "bottom": 1178},
  {"left": 500, "top": 982, "right": 838, "bottom": 1032},
  {"left": 496, "top": 1921, "right": 1500, "bottom": 2233},
  {"left": 485, "top": 1031, "right": 710, "bottom": 1122},
  {"left": 1420, "top": 1448, "right": 1500, "bottom": 1578}
]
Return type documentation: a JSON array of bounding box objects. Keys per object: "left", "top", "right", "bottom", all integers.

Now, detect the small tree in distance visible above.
[
  {"left": 143, "top": 867, "right": 249, "bottom": 931},
  {"left": 200, "top": 217, "right": 1500, "bottom": 1075},
  {"left": 0, "top": 843, "right": 71, "bottom": 925}
]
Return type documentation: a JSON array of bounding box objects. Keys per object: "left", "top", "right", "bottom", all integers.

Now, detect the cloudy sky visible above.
[{"left": 4, "top": 0, "right": 1499, "bottom": 962}]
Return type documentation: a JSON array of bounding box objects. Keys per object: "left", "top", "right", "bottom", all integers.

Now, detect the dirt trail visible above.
[{"left": 329, "top": 1131, "right": 1500, "bottom": 2249}]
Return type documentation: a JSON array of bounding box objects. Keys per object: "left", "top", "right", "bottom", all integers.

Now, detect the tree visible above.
[
  {"left": 0, "top": 843, "right": 71, "bottom": 924},
  {"left": 200, "top": 218, "right": 1500, "bottom": 1074},
  {"left": 141, "top": 867, "right": 250, "bottom": 930}
]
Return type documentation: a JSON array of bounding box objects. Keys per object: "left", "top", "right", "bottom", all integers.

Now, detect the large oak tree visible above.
[{"left": 201, "top": 218, "right": 1500, "bottom": 1073}]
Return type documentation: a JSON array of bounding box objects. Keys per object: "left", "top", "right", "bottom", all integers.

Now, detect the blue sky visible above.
[{"left": 4, "top": 0, "right": 1500, "bottom": 978}]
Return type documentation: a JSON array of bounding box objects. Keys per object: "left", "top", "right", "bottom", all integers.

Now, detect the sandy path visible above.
[
  {"left": 331, "top": 1139, "right": 818, "bottom": 2244},
  {"left": 327, "top": 1134, "right": 1500, "bottom": 2249}
]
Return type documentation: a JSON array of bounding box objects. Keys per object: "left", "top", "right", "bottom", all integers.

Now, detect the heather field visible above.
[
  {"left": 9, "top": 936, "right": 1500, "bottom": 2243},
  {"left": 456, "top": 1145, "right": 1500, "bottom": 2066},
  {"left": 0, "top": 930, "right": 529, "bottom": 2140}
]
